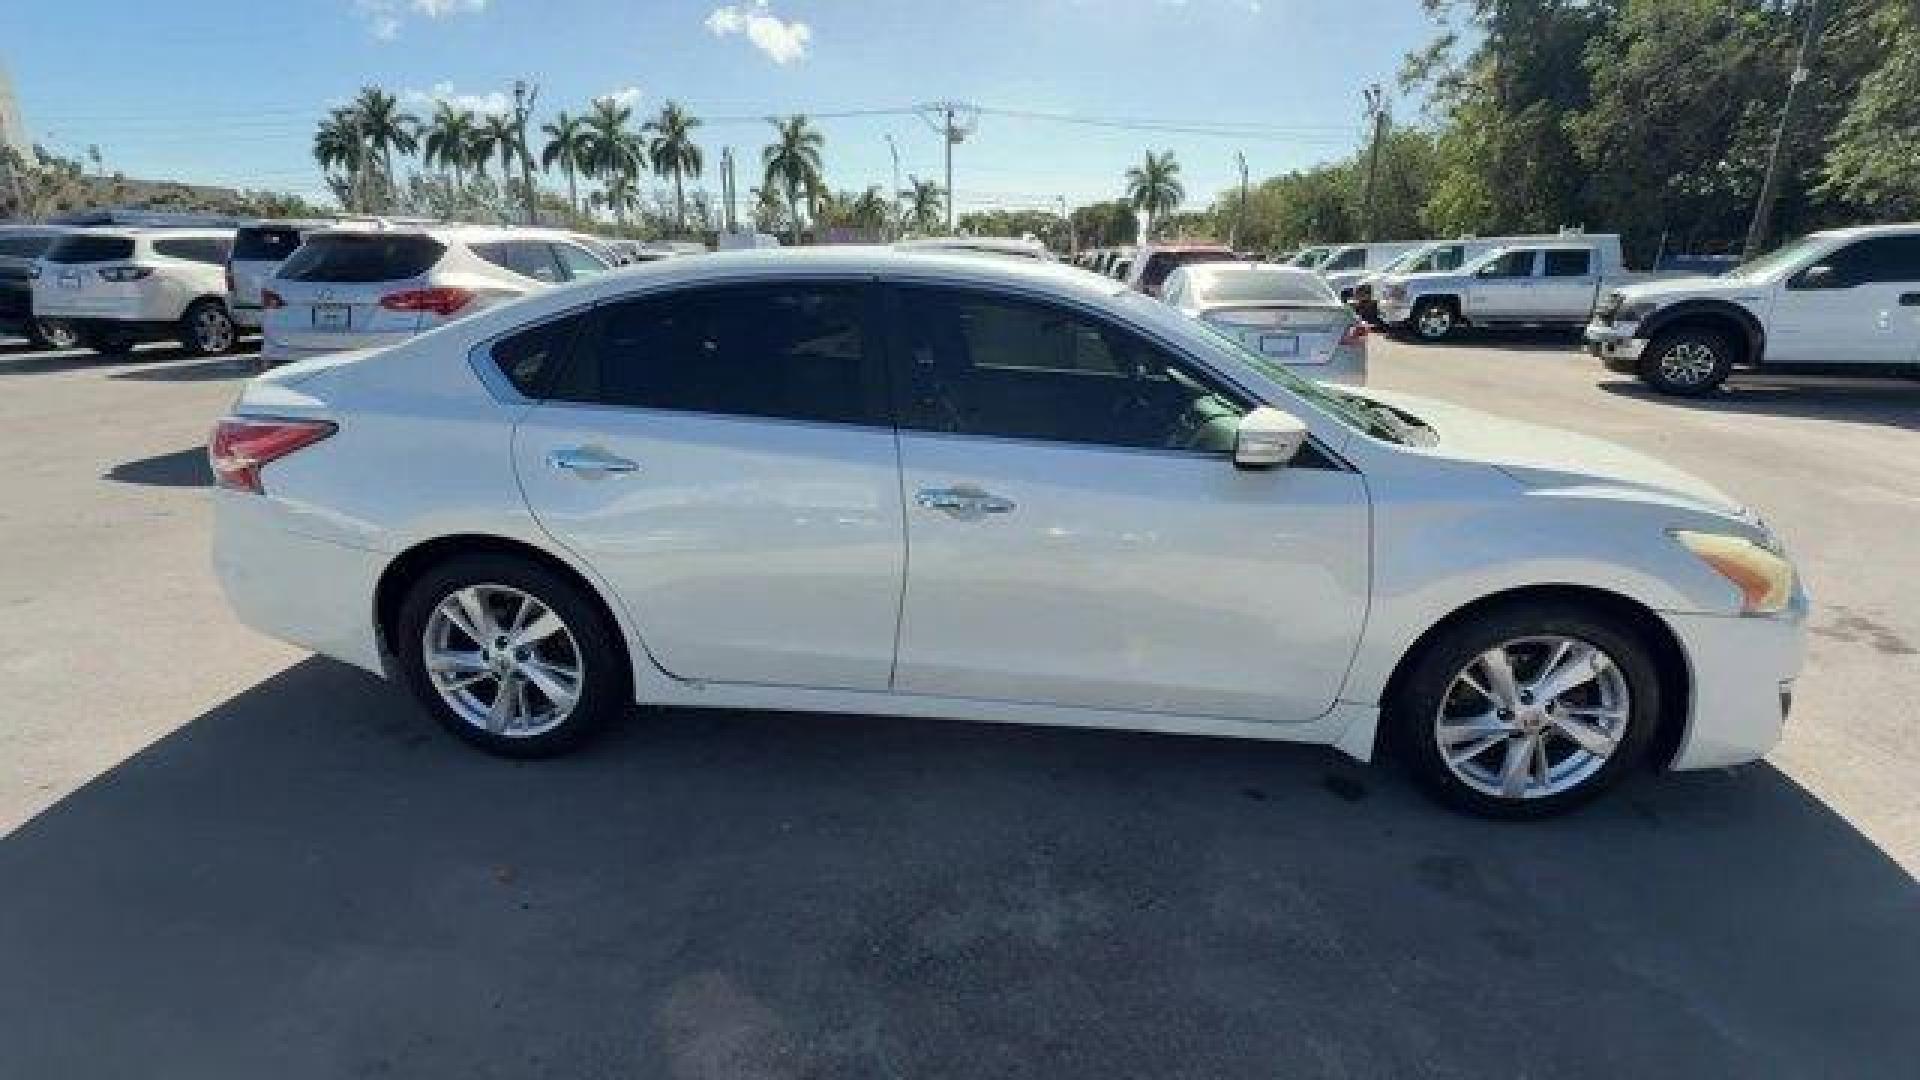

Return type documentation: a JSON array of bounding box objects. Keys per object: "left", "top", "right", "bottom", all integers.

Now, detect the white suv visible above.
[
  {"left": 228, "top": 219, "right": 343, "bottom": 332},
  {"left": 260, "top": 225, "right": 613, "bottom": 364},
  {"left": 32, "top": 227, "right": 239, "bottom": 355}
]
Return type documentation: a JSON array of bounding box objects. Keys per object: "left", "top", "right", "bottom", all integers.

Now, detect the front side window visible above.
[
  {"left": 892, "top": 286, "right": 1246, "bottom": 454},
  {"left": 1480, "top": 249, "right": 1537, "bottom": 278},
  {"left": 1812, "top": 236, "right": 1920, "bottom": 287},
  {"left": 1543, "top": 249, "right": 1593, "bottom": 277},
  {"left": 550, "top": 283, "right": 882, "bottom": 425}
]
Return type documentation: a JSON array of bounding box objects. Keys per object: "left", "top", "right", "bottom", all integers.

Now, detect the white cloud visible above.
[
  {"left": 353, "top": 0, "right": 487, "bottom": 41},
  {"left": 408, "top": 81, "right": 512, "bottom": 115},
  {"left": 705, "top": 1, "right": 812, "bottom": 65},
  {"left": 596, "top": 86, "right": 644, "bottom": 109}
]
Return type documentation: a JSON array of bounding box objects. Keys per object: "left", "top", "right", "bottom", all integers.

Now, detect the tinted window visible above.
[
  {"left": 1819, "top": 236, "right": 1920, "bottom": 286},
  {"left": 278, "top": 234, "right": 445, "bottom": 282},
  {"left": 552, "top": 283, "right": 880, "bottom": 424},
  {"left": 1426, "top": 244, "right": 1466, "bottom": 272},
  {"left": 0, "top": 234, "right": 56, "bottom": 259},
  {"left": 1481, "top": 249, "right": 1537, "bottom": 278},
  {"left": 1141, "top": 249, "right": 1235, "bottom": 295},
  {"left": 491, "top": 311, "right": 584, "bottom": 398},
  {"left": 892, "top": 286, "right": 1246, "bottom": 454},
  {"left": 473, "top": 241, "right": 564, "bottom": 283},
  {"left": 1196, "top": 268, "right": 1337, "bottom": 307},
  {"left": 551, "top": 243, "right": 610, "bottom": 279},
  {"left": 43, "top": 235, "right": 135, "bottom": 264},
  {"left": 1323, "top": 248, "right": 1366, "bottom": 272},
  {"left": 232, "top": 227, "right": 304, "bottom": 262},
  {"left": 153, "top": 236, "right": 232, "bottom": 265},
  {"left": 1543, "top": 249, "right": 1593, "bottom": 277}
]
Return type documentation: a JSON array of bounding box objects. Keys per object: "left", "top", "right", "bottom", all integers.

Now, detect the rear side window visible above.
[
  {"left": 0, "top": 234, "right": 56, "bottom": 258},
  {"left": 44, "top": 235, "right": 136, "bottom": 264},
  {"left": 551, "top": 283, "right": 881, "bottom": 425},
  {"left": 1481, "top": 249, "right": 1537, "bottom": 278},
  {"left": 1142, "top": 250, "right": 1236, "bottom": 294},
  {"left": 1198, "top": 270, "right": 1337, "bottom": 307},
  {"left": 153, "top": 236, "right": 232, "bottom": 265},
  {"left": 491, "top": 311, "right": 585, "bottom": 398},
  {"left": 1425, "top": 245, "right": 1466, "bottom": 272},
  {"left": 551, "top": 243, "right": 610, "bottom": 279},
  {"left": 1543, "top": 250, "right": 1593, "bottom": 277},
  {"left": 1322, "top": 248, "right": 1366, "bottom": 272},
  {"left": 472, "top": 241, "right": 565, "bottom": 284},
  {"left": 278, "top": 234, "right": 446, "bottom": 283},
  {"left": 232, "top": 227, "right": 304, "bottom": 262}
]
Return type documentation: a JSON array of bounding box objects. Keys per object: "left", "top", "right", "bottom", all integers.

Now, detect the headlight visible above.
[
  {"left": 1672, "top": 530, "right": 1794, "bottom": 614},
  {"left": 1382, "top": 284, "right": 1407, "bottom": 303}
]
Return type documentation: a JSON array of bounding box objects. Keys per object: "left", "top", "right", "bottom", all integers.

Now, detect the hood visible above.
[
  {"left": 1357, "top": 387, "right": 1748, "bottom": 518},
  {"left": 1611, "top": 273, "right": 1757, "bottom": 304}
]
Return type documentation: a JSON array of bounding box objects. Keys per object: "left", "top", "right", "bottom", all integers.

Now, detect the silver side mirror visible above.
[{"left": 1233, "top": 406, "right": 1309, "bottom": 469}]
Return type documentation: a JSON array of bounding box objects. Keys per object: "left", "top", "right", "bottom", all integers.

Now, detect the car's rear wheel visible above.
[
  {"left": 1389, "top": 600, "right": 1661, "bottom": 819},
  {"left": 1411, "top": 298, "right": 1457, "bottom": 341},
  {"left": 396, "top": 554, "right": 627, "bottom": 757},
  {"left": 1638, "top": 329, "right": 1732, "bottom": 396},
  {"left": 180, "top": 299, "right": 237, "bottom": 356},
  {"left": 30, "top": 318, "right": 79, "bottom": 350}
]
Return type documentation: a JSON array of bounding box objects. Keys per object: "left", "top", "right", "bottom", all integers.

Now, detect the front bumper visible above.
[
  {"left": 1660, "top": 592, "right": 1809, "bottom": 770},
  {"left": 1584, "top": 321, "right": 1645, "bottom": 372}
]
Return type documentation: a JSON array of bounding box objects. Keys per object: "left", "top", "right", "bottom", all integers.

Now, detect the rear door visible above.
[
  {"left": 513, "top": 279, "right": 906, "bottom": 690},
  {"left": 884, "top": 283, "right": 1369, "bottom": 721},
  {"left": 1533, "top": 248, "right": 1599, "bottom": 320},
  {"left": 1467, "top": 248, "right": 1538, "bottom": 319}
]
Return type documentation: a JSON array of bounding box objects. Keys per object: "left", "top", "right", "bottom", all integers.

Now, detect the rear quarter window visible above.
[
  {"left": 44, "top": 235, "right": 136, "bottom": 263},
  {"left": 490, "top": 311, "right": 586, "bottom": 398},
  {"left": 278, "top": 234, "right": 446, "bottom": 283},
  {"left": 152, "top": 236, "right": 233, "bottom": 265},
  {"left": 232, "top": 227, "right": 305, "bottom": 262}
]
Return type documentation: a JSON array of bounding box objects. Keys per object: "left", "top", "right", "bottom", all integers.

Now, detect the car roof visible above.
[
  {"left": 1809, "top": 221, "right": 1920, "bottom": 240},
  {"left": 300, "top": 224, "right": 584, "bottom": 243},
  {"left": 899, "top": 236, "right": 1050, "bottom": 257},
  {"left": 55, "top": 226, "right": 232, "bottom": 239}
]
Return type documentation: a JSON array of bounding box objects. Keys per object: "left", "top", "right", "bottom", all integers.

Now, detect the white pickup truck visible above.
[
  {"left": 1586, "top": 222, "right": 1920, "bottom": 395},
  {"left": 1375, "top": 234, "right": 1650, "bottom": 341}
]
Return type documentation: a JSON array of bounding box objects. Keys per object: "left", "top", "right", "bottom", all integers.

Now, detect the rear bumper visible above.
[
  {"left": 1660, "top": 594, "right": 1809, "bottom": 770},
  {"left": 212, "top": 490, "right": 388, "bottom": 675},
  {"left": 262, "top": 330, "right": 416, "bottom": 365}
]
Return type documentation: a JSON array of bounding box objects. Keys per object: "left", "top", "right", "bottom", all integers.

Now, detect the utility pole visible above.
[
  {"left": 942, "top": 104, "right": 955, "bottom": 233},
  {"left": 885, "top": 134, "right": 901, "bottom": 240},
  {"left": 917, "top": 102, "right": 976, "bottom": 235},
  {"left": 1057, "top": 195, "right": 1076, "bottom": 256},
  {"left": 1358, "top": 83, "right": 1388, "bottom": 243},
  {"left": 1744, "top": 0, "right": 1824, "bottom": 258},
  {"left": 512, "top": 80, "right": 540, "bottom": 226},
  {"left": 719, "top": 147, "right": 736, "bottom": 233},
  {"left": 1231, "top": 151, "right": 1249, "bottom": 250}
]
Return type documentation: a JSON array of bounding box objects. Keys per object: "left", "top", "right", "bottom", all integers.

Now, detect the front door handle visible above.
[
  {"left": 916, "top": 485, "right": 1015, "bottom": 519},
  {"left": 1899, "top": 292, "right": 1920, "bottom": 307},
  {"left": 548, "top": 446, "right": 639, "bottom": 475}
]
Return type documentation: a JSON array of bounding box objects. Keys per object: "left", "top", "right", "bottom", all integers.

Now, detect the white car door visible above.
[
  {"left": 512, "top": 281, "right": 906, "bottom": 691},
  {"left": 1467, "top": 249, "right": 1538, "bottom": 319},
  {"left": 1534, "top": 248, "right": 1599, "bottom": 320},
  {"left": 1769, "top": 235, "right": 1920, "bottom": 365},
  {"left": 884, "top": 284, "right": 1370, "bottom": 722}
]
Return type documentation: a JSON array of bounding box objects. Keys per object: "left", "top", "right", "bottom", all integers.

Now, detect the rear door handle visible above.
[
  {"left": 1899, "top": 293, "right": 1920, "bottom": 307},
  {"left": 548, "top": 446, "right": 638, "bottom": 475},
  {"left": 916, "top": 486, "right": 1015, "bottom": 519}
]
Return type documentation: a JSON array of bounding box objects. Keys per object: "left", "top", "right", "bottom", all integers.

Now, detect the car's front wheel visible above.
[
  {"left": 1411, "top": 298, "right": 1457, "bottom": 341},
  {"left": 1638, "top": 329, "right": 1732, "bottom": 396},
  {"left": 1389, "top": 600, "right": 1661, "bottom": 818},
  {"left": 396, "top": 554, "right": 628, "bottom": 757},
  {"left": 180, "top": 299, "right": 237, "bottom": 356},
  {"left": 30, "top": 318, "right": 79, "bottom": 350}
]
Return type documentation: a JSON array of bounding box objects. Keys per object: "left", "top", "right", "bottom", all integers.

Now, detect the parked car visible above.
[
  {"left": 898, "top": 236, "right": 1055, "bottom": 261},
  {"left": 31, "top": 227, "right": 238, "bottom": 355},
  {"left": 0, "top": 224, "right": 78, "bottom": 348},
  {"left": 211, "top": 246, "right": 1805, "bottom": 819},
  {"left": 1318, "top": 242, "right": 1425, "bottom": 300},
  {"left": 1347, "top": 236, "right": 1565, "bottom": 322},
  {"left": 227, "top": 219, "right": 349, "bottom": 332},
  {"left": 1375, "top": 233, "right": 1646, "bottom": 341},
  {"left": 1125, "top": 243, "right": 1238, "bottom": 297},
  {"left": 1284, "top": 246, "right": 1335, "bottom": 270},
  {"left": 1586, "top": 222, "right": 1920, "bottom": 395},
  {"left": 258, "top": 225, "right": 614, "bottom": 365},
  {"left": 1160, "top": 261, "right": 1369, "bottom": 384}
]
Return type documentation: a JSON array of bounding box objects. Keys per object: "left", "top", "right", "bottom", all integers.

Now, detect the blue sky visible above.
[{"left": 3, "top": 0, "right": 1445, "bottom": 216}]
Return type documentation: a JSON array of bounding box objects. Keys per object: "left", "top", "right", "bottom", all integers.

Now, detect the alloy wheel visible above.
[
  {"left": 35, "top": 319, "right": 79, "bottom": 350},
  {"left": 1658, "top": 341, "right": 1719, "bottom": 386},
  {"left": 1416, "top": 305, "right": 1453, "bottom": 339},
  {"left": 1432, "top": 635, "right": 1631, "bottom": 800},
  {"left": 422, "top": 584, "right": 584, "bottom": 739},
  {"left": 193, "top": 305, "right": 235, "bottom": 353}
]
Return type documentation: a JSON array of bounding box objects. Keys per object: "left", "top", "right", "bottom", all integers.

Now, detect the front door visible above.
[
  {"left": 513, "top": 280, "right": 905, "bottom": 691},
  {"left": 884, "top": 284, "right": 1370, "bottom": 722},
  {"left": 1768, "top": 235, "right": 1920, "bottom": 366}
]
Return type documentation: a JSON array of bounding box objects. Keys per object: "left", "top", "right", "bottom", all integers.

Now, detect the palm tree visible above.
[
  {"left": 423, "top": 103, "right": 478, "bottom": 192},
  {"left": 583, "top": 96, "right": 646, "bottom": 221},
  {"left": 645, "top": 101, "right": 704, "bottom": 236},
  {"left": 599, "top": 170, "right": 640, "bottom": 230},
  {"left": 313, "top": 107, "right": 368, "bottom": 209},
  {"left": 474, "top": 112, "right": 527, "bottom": 190},
  {"left": 901, "top": 176, "right": 944, "bottom": 235},
  {"left": 540, "top": 111, "right": 592, "bottom": 215},
  {"left": 762, "top": 115, "right": 825, "bottom": 245},
  {"left": 851, "top": 185, "right": 890, "bottom": 232},
  {"left": 350, "top": 86, "right": 418, "bottom": 210},
  {"left": 1124, "top": 149, "right": 1184, "bottom": 240}
]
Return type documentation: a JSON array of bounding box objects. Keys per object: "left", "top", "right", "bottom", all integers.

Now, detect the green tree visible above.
[
  {"left": 540, "top": 111, "right": 592, "bottom": 215},
  {"left": 1068, "top": 200, "right": 1140, "bottom": 248},
  {"left": 762, "top": 114, "right": 825, "bottom": 244},
  {"left": 313, "top": 107, "right": 368, "bottom": 210},
  {"left": 645, "top": 101, "right": 705, "bottom": 236},
  {"left": 583, "top": 96, "right": 646, "bottom": 223},
  {"left": 1124, "top": 149, "right": 1185, "bottom": 238},
  {"left": 348, "top": 85, "right": 418, "bottom": 211},
  {"left": 1820, "top": 1, "right": 1920, "bottom": 220},
  {"left": 901, "top": 176, "right": 944, "bottom": 235},
  {"left": 423, "top": 104, "right": 479, "bottom": 193}
]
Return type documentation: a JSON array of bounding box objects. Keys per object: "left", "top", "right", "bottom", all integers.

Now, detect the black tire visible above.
[
  {"left": 29, "top": 318, "right": 80, "bottom": 350},
  {"left": 179, "top": 298, "right": 237, "bottom": 357},
  {"left": 81, "top": 327, "right": 134, "bottom": 355},
  {"left": 395, "top": 553, "right": 628, "bottom": 758},
  {"left": 1410, "top": 298, "right": 1458, "bottom": 342},
  {"left": 1638, "top": 328, "right": 1733, "bottom": 396},
  {"left": 1388, "top": 600, "right": 1662, "bottom": 819}
]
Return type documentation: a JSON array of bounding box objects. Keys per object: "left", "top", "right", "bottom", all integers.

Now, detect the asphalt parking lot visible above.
[{"left": 2, "top": 332, "right": 1916, "bottom": 1078}]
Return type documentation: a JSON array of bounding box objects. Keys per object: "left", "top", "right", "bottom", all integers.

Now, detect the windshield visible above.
[
  {"left": 1728, "top": 235, "right": 1827, "bottom": 280},
  {"left": 1195, "top": 267, "right": 1337, "bottom": 307}
]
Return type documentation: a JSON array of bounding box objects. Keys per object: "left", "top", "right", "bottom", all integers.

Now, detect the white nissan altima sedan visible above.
[{"left": 210, "top": 247, "right": 1806, "bottom": 818}]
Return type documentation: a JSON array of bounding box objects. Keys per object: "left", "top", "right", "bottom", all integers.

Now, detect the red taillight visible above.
[
  {"left": 1340, "top": 322, "right": 1369, "bottom": 347},
  {"left": 378, "top": 287, "right": 473, "bottom": 317},
  {"left": 260, "top": 289, "right": 285, "bottom": 310},
  {"left": 208, "top": 417, "right": 337, "bottom": 494}
]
